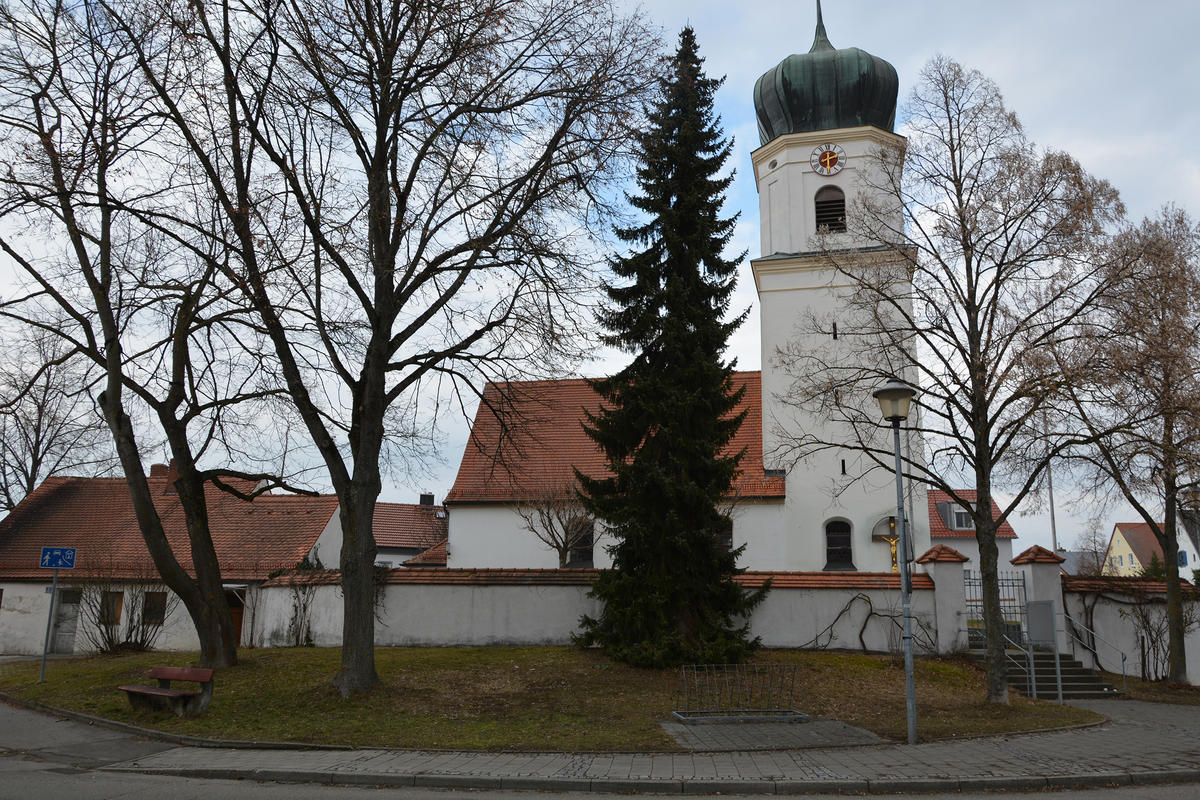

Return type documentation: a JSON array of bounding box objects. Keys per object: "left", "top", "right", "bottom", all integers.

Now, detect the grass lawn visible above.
[
  {"left": 1101, "top": 671, "right": 1200, "bottom": 705},
  {"left": 0, "top": 647, "right": 1100, "bottom": 750}
]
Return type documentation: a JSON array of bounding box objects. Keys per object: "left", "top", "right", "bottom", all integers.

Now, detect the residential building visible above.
[
  {"left": 0, "top": 464, "right": 444, "bottom": 655},
  {"left": 1102, "top": 520, "right": 1200, "bottom": 577}
]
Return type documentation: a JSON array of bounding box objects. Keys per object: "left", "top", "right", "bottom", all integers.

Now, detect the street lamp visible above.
[{"left": 873, "top": 376, "right": 918, "bottom": 745}]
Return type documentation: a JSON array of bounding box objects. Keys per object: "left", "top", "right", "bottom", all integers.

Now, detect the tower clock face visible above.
[{"left": 810, "top": 144, "right": 846, "bottom": 176}]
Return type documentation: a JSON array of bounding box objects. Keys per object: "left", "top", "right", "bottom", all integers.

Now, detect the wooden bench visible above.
[{"left": 118, "top": 666, "right": 215, "bottom": 716}]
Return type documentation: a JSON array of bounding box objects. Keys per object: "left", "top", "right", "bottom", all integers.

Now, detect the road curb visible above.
[{"left": 99, "top": 765, "right": 1200, "bottom": 794}]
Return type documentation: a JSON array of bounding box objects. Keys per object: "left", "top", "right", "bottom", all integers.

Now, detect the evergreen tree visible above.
[{"left": 576, "top": 27, "right": 767, "bottom": 667}]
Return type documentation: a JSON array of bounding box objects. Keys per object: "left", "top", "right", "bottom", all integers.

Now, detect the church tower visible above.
[{"left": 749, "top": 3, "right": 929, "bottom": 572}]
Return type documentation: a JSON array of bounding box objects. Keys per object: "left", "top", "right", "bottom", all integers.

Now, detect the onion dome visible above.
[{"left": 753, "top": 1, "right": 898, "bottom": 145}]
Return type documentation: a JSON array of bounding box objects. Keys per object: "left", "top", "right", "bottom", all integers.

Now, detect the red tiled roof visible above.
[
  {"left": 915, "top": 544, "right": 969, "bottom": 564},
  {"left": 373, "top": 503, "right": 447, "bottom": 550},
  {"left": 262, "top": 567, "right": 598, "bottom": 587},
  {"left": 1062, "top": 575, "right": 1197, "bottom": 595},
  {"left": 261, "top": 568, "right": 934, "bottom": 590},
  {"left": 1111, "top": 522, "right": 1164, "bottom": 568},
  {"left": 737, "top": 571, "right": 934, "bottom": 590},
  {"left": 1011, "top": 544, "right": 1066, "bottom": 565},
  {"left": 404, "top": 538, "right": 448, "bottom": 567},
  {"left": 444, "top": 372, "right": 785, "bottom": 504},
  {"left": 0, "top": 473, "right": 339, "bottom": 581},
  {"left": 927, "top": 489, "right": 1017, "bottom": 539}
]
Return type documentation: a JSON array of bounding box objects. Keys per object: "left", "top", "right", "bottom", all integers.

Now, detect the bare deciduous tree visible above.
[
  {"left": 99, "top": 0, "right": 659, "bottom": 693},
  {"left": 77, "top": 558, "right": 180, "bottom": 653},
  {"left": 776, "top": 57, "right": 1124, "bottom": 703},
  {"left": 0, "top": 332, "right": 116, "bottom": 512},
  {"left": 1061, "top": 206, "right": 1200, "bottom": 683},
  {"left": 0, "top": 0, "right": 304, "bottom": 668},
  {"left": 1069, "top": 525, "right": 1111, "bottom": 577},
  {"left": 515, "top": 479, "right": 594, "bottom": 567}
]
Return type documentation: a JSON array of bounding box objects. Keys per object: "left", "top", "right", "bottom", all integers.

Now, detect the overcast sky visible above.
[{"left": 402, "top": 0, "right": 1200, "bottom": 554}]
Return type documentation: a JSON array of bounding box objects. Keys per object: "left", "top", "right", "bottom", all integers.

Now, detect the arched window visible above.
[
  {"left": 814, "top": 186, "right": 846, "bottom": 232},
  {"left": 824, "top": 519, "right": 855, "bottom": 571}
]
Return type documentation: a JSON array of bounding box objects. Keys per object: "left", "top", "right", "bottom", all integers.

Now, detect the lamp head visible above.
[{"left": 873, "top": 377, "right": 917, "bottom": 422}]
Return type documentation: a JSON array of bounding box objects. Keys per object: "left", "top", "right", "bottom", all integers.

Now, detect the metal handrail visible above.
[
  {"left": 1064, "top": 615, "right": 1128, "bottom": 695},
  {"left": 1002, "top": 633, "right": 1037, "bottom": 699}
]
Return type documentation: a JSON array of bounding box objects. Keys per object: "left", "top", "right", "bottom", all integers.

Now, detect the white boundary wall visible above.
[
  {"left": 1, "top": 574, "right": 953, "bottom": 655},
  {"left": 1063, "top": 587, "right": 1200, "bottom": 685},
  {"left": 246, "top": 578, "right": 944, "bottom": 653}
]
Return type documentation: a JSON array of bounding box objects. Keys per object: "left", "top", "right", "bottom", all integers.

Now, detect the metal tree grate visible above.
[{"left": 673, "top": 663, "right": 808, "bottom": 724}]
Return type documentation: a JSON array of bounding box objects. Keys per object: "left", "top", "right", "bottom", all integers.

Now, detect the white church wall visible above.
[
  {"left": 307, "top": 509, "right": 346, "bottom": 570},
  {"left": 732, "top": 447, "right": 931, "bottom": 572},
  {"left": 731, "top": 500, "right": 791, "bottom": 569},
  {"left": 447, "top": 506, "right": 558, "bottom": 568},
  {"left": 446, "top": 505, "right": 616, "bottom": 569},
  {"left": 446, "top": 490, "right": 934, "bottom": 574}
]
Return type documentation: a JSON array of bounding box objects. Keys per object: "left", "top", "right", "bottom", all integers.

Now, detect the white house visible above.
[
  {"left": 926, "top": 489, "right": 1017, "bottom": 569},
  {"left": 0, "top": 464, "right": 445, "bottom": 656}
]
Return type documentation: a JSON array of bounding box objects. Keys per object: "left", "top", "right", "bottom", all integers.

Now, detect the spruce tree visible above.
[{"left": 576, "top": 27, "right": 766, "bottom": 667}]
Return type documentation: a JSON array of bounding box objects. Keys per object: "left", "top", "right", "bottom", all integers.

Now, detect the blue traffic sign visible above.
[{"left": 40, "top": 547, "right": 76, "bottom": 569}]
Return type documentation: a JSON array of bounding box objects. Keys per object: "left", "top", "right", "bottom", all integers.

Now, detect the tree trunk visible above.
[
  {"left": 1163, "top": 483, "right": 1188, "bottom": 683},
  {"left": 974, "top": 480, "right": 1009, "bottom": 704},
  {"left": 332, "top": 485, "right": 380, "bottom": 696},
  {"left": 171, "top": 456, "right": 238, "bottom": 668},
  {"left": 98, "top": 394, "right": 235, "bottom": 667}
]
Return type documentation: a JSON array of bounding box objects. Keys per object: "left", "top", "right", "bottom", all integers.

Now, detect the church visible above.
[{"left": 439, "top": 10, "right": 1007, "bottom": 573}]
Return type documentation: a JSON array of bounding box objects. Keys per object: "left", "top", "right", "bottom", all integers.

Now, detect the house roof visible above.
[
  {"left": 927, "top": 489, "right": 1017, "bottom": 540},
  {"left": 403, "top": 538, "right": 448, "bottom": 567},
  {"left": 444, "top": 371, "right": 785, "bottom": 504},
  {"left": 373, "top": 503, "right": 447, "bottom": 551},
  {"left": 0, "top": 470, "right": 340, "bottom": 581},
  {"left": 1109, "top": 522, "right": 1165, "bottom": 568}
]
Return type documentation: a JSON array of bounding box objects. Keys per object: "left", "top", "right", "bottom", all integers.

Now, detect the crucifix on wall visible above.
[{"left": 873, "top": 517, "right": 900, "bottom": 573}]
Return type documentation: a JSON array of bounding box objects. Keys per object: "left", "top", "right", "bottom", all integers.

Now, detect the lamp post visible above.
[{"left": 873, "top": 376, "right": 918, "bottom": 745}]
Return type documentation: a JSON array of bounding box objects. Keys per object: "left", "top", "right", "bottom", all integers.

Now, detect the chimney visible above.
[
  {"left": 149, "top": 463, "right": 169, "bottom": 478},
  {"left": 419, "top": 492, "right": 434, "bottom": 506},
  {"left": 163, "top": 460, "right": 179, "bottom": 495}
]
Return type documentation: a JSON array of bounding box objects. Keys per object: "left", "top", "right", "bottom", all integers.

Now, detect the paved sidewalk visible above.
[{"left": 4, "top": 698, "right": 1200, "bottom": 794}]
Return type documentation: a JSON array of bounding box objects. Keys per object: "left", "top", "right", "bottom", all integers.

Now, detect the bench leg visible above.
[
  {"left": 168, "top": 696, "right": 188, "bottom": 717},
  {"left": 126, "top": 692, "right": 169, "bottom": 713}
]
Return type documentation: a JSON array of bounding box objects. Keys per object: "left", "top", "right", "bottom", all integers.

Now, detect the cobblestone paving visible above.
[{"left": 100, "top": 699, "right": 1200, "bottom": 790}]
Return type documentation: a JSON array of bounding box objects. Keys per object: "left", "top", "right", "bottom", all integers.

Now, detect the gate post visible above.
[
  {"left": 916, "top": 545, "right": 969, "bottom": 654},
  {"left": 1012, "top": 546, "right": 1067, "bottom": 650}
]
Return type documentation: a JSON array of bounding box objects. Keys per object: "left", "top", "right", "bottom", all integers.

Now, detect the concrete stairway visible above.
[{"left": 969, "top": 650, "right": 1124, "bottom": 700}]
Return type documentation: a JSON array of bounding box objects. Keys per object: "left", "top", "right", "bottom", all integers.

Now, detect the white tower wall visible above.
[{"left": 751, "top": 127, "right": 931, "bottom": 574}]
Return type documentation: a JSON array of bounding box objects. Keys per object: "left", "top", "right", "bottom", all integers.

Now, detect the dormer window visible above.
[
  {"left": 814, "top": 186, "right": 846, "bottom": 232},
  {"left": 953, "top": 510, "right": 974, "bottom": 530}
]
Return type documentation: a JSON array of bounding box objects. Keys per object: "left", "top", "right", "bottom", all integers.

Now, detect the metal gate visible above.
[{"left": 964, "top": 570, "right": 1027, "bottom": 648}]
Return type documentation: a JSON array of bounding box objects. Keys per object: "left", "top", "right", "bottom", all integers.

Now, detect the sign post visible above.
[{"left": 39, "top": 547, "right": 76, "bottom": 683}]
